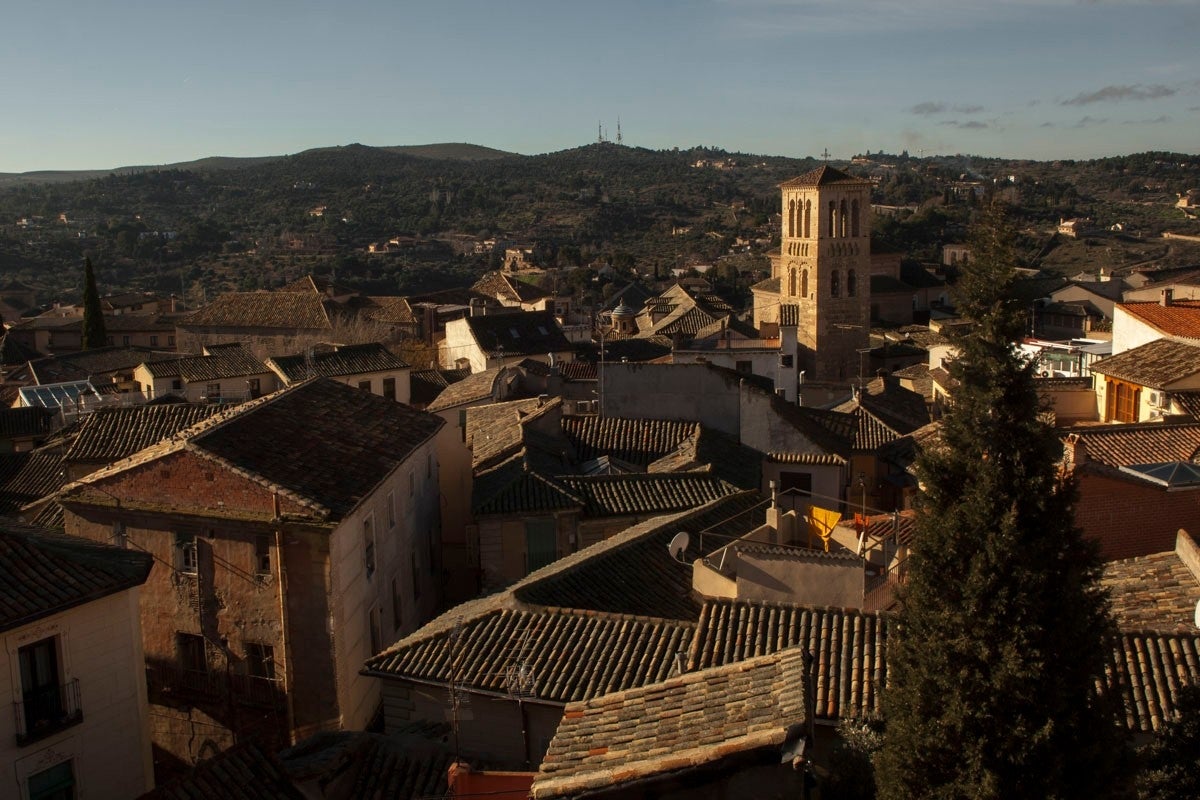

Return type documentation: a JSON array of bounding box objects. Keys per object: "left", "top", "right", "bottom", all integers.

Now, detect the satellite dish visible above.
[{"left": 668, "top": 532, "right": 690, "bottom": 562}]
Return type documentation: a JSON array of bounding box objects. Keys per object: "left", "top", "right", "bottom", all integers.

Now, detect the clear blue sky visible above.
[{"left": 2, "top": 0, "right": 1197, "bottom": 172}]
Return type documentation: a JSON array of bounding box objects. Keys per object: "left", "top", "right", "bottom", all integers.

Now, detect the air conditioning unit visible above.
[{"left": 1148, "top": 391, "right": 1170, "bottom": 409}]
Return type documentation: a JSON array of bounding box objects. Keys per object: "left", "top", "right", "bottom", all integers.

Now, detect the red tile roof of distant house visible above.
[{"left": 1120, "top": 300, "right": 1200, "bottom": 340}]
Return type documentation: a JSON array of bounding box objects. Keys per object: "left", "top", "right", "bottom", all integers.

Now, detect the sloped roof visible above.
[
  {"left": 466, "top": 397, "right": 560, "bottom": 469},
  {"left": 1088, "top": 338, "right": 1200, "bottom": 388},
  {"left": 143, "top": 343, "right": 270, "bottom": 383},
  {"left": 834, "top": 377, "right": 932, "bottom": 435},
  {"left": 1102, "top": 549, "right": 1200, "bottom": 633},
  {"left": 26, "top": 345, "right": 166, "bottom": 384},
  {"left": 426, "top": 366, "right": 510, "bottom": 412},
  {"left": 359, "top": 295, "right": 418, "bottom": 325},
  {"left": 780, "top": 165, "right": 871, "bottom": 188},
  {"left": 472, "top": 453, "right": 583, "bottom": 516},
  {"left": 267, "top": 343, "right": 409, "bottom": 383},
  {"left": 532, "top": 646, "right": 808, "bottom": 799},
  {"left": 563, "top": 417, "right": 696, "bottom": 467},
  {"left": 472, "top": 271, "right": 552, "bottom": 304},
  {"left": 65, "top": 379, "right": 444, "bottom": 521},
  {"left": 0, "top": 332, "right": 41, "bottom": 365},
  {"left": 0, "top": 520, "right": 152, "bottom": 633},
  {"left": 64, "top": 404, "right": 222, "bottom": 463},
  {"left": 557, "top": 473, "right": 738, "bottom": 517},
  {"left": 0, "top": 450, "right": 64, "bottom": 515},
  {"left": 0, "top": 406, "right": 57, "bottom": 439},
  {"left": 1119, "top": 300, "right": 1200, "bottom": 340},
  {"left": 751, "top": 275, "right": 781, "bottom": 294},
  {"left": 464, "top": 311, "right": 572, "bottom": 357},
  {"left": 182, "top": 292, "right": 332, "bottom": 331},
  {"left": 1067, "top": 422, "right": 1200, "bottom": 467},
  {"left": 278, "top": 730, "right": 454, "bottom": 800},
  {"left": 408, "top": 367, "right": 470, "bottom": 408},
  {"left": 142, "top": 740, "right": 304, "bottom": 800}
]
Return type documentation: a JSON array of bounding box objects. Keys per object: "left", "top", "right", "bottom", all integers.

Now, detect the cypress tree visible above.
[
  {"left": 81, "top": 256, "right": 107, "bottom": 350},
  {"left": 875, "top": 201, "right": 1126, "bottom": 799}
]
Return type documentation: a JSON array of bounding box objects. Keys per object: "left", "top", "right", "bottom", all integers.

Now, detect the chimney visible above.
[
  {"left": 469, "top": 298, "right": 481, "bottom": 317},
  {"left": 1162, "top": 288, "right": 1174, "bottom": 307}
]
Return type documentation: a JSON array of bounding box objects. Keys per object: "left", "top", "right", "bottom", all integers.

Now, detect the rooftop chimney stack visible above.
[{"left": 1162, "top": 288, "right": 1174, "bottom": 307}]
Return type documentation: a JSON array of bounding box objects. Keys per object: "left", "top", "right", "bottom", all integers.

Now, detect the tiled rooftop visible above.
[
  {"left": 68, "top": 379, "right": 444, "bottom": 521},
  {"left": 267, "top": 342, "right": 409, "bottom": 383},
  {"left": 466, "top": 397, "right": 559, "bottom": 469},
  {"left": 0, "top": 450, "right": 64, "bottom": 515},
  {"left": 0, "top": 406, "right": 57, "bottom": 439},
  {"left": 465, "top": 311, "right": 572, "bottom": 357},
  {"left": 532, "top": 646, "right": 808, "bottom": 799},
  {"left": 472, "top": 271, "right": 552, "bottom": 304},
  {"left": 563, "top": 417, "right": 696, "bottom": 466},
  {"left": 142, "top": 740, "right": 304, "bottom": 800},
  {"left": 1120, "top": 300, "right": 1200, "bottom": 340},
  {"left": 182, "top": 291, "right": 332, "bottom": 330},
  {"left": 426, "top": 366, "right": 509, "bottom": 411},
  {"left": 1102, "top": 548, "right": 1200, "bottom": 633},
  {"left": 0, "top": 520, "right": 152, "bottom": 633},
  {"left": 64, "top": 404, "right": 222, "bottom": 463},
  {"left": 1089, "top": 338, "right": 1200, "bottom": 388},
  {"left": 26, "top": 346, "right": 166, "bottom": 384},
  {"left": 779, "top": 165, "right": 871, "bottom": 188},
  {"left": 557, "top": 473, "right": 738, "bottom": 517},
  {"left": 409, "top": 367, "right": 470, "bottom": 408},
  {"left": 143, "top": 343, "right": 268, "bottom": 382},
  {"left": 1066, "top": 422, "right": 1200, "bottom": 467},
  {"left": 278, "top": 731, "right": 453, "bottom": 800}
]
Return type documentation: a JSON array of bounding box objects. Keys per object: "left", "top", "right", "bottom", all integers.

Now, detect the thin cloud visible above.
[
  {"left": 1071, "top": 116, "right": 1108, "bottom": 128},
  {"left": 1040, "top": 122, "right": 1055, "bottom": 128},
  {"left": 938, "top": 120, "right": 989, "bottom": 129},
  {"left": 1121, "top": 115, "right": 1172, "bottom": 124},
  {"left": 911, "top": 102, "right": 986, "bottom": 116},
  {"left": 1062, "top": 84, "right": 1176, "bottom": 106}
]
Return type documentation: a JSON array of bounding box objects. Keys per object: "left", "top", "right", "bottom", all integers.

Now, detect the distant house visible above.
[
  {"left": 135, "top": 343, "right": 277, "bottom": 403},
  {"left": 1089, "top": 339, "right": 1200, "bottom": 423},
  {"left": 1112, "top": 294, "right": 1200, "bottom": 354},
  {"left": 471, "top": 272, "right": 553, "bottom": 313},
  {"left": 57, "top": 379, "right": 446, "bottom": 776},
  {"left": 266, "top": 342, "right": 411, "bottom": 403},
  {"left": 0, "top": 407, "right": 58, "bottom": 453},
  {"left": 6, "top": 313, "right": 176, "bottom": 355},
  {"left": 0, "top": 521, "right": 154, "bottom": 800},
  {"left": 442, "top": 310, "right": 574, "bottom": 373}
]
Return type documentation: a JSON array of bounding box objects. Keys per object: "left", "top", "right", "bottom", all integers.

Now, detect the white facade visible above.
[
  {"left": 1, "top": 589, "right": 152, "bottom": 800},
  {"left": 328, "top": 435, "right": 442, "bottom": 730}
]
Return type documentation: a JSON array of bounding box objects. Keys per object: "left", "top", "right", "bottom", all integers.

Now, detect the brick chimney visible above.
[{"left": 1161, "top": 288, "right": 1174, "bottom": 307}]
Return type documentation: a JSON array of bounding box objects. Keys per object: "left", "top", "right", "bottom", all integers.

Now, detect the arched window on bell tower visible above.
[
  {"left": 788, "top": 268, "right": 797, "bottom": 297},
  {"left": 801, "top": 269, "right": 809, "bottom": 299},
  {"left": 851, "top": 199, "right": 861, "bottom": 238},
  {"left": 831, "top": 270, "right": 840, "bottom": 297},
  {"left": 788, "top": 199, "right": 796, "bottom": 238},
  {"left": 828, "top": 201, "right": 837, "bottom": 237},
  {"left": 847, "top": 269, "right": 857, "bottom": 297},
  {"left": 803, "top": 200, "right": 811, "bottom": 238},
  {"left": 839, "top": 200, "right": 848, "bottom": 238}
]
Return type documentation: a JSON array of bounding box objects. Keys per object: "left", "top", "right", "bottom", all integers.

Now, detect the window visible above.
[
  {"left": 830, "top": 270, "right": 841, "bottom": 298},
  {"left": 411, "top": 550, "right": 421, "bottom": 599},
  {"left": 18, "top": 637, "right": 69, "bottom": 743},
  {"left": 803, "top": 199, "right": 811, "bottom": 238},
  {"left": 386, "top": 491, "right": 396, "bottom": 529},
  {"left": 392, "top": 577, "right": 403, "bottom": 632},
  {"left": 368, "top": 607, "right": 382, "bottom": 656},
  {"left": 358, "top": 380, "right": 371, "bottom": 392},
  {"left": 851, "top": 199, "right": 861, "bottom": 237},
  {"left": 847, "top": 269, "right": 857, "bottom": 298},
  {"left": 171, "top": 379, "right": 183, "bottom": 391},
  {"left": 28, "top": 760, "right": 75, "bottom": 800},
  {"left": 382, "top": 377, "right": 396, "bottom": 401},
  {"left": 247, "top": 378, "right": 260, "bottom": 398},
  {"left": 735, "top": 360, "right": 752, "bottom": 374},
  {"left": 828, "top": 201, "right": 837, "bottom": 237},
  {"left": 779, "top": 471, "right": 813, "bottom": 496},
  {"left": 408, "top": 471, "right": 415, "bottom": 497},
  {"left": 150, "top": 335, "right": 158, "bottom": 347},
  {"left": 175, "top": 532, "right": 197, "bottom": 574},
  {"left": 245, "top": 643, "right": 275, "bottom": 680},
  {"left": 255, "top": 535, "right": 271, "bottom": 575},
  {"left": 788, "top": 268, "right": 796, "bottom": 297},
  {"left": 802, "top": 269, "right": 808, "bottom": 299},
  {"left": 168, "top": 335, "right": 176, "bottom": 347},
  {"left": 205, "top": 382, "right": 220, "bottom": 400},
  {"left": 176, "top": 633, "right": 207, "bottom": 673},
  {"left": 122, "top": 335, "right": 131, "bottom": 346},
  {"left": 1106, "top": 379, "right": 1139, "bottom": 423},
  {"left": 788, "top": 199, "right": 796, "bottom": 237},
  {"left": 363, "top": 515, "right": 376, "bottom": 578},
  {"left": 840, "top": 199, "right": 848, "bottom": 237}
]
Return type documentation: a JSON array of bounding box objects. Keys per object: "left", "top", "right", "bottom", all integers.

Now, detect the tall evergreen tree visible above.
[
  {"left": 875, "top": 201, "right": 1126, "bottom": 799},
  {"left": 81, "top": 256, "right": 107, "bottom": 350}
]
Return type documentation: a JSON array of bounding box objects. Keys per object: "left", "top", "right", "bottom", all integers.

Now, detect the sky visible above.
[{"left": 1, "top": 0, "right": 1198, "bottom": 172}]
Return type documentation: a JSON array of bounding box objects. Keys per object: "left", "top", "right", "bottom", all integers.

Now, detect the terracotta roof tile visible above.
[
  {"left": 557, "top": 473, "right": 739, "bottom": 517},
  {"left": 64, "top": 404, "right": 222, "bottom": 464},
  {"left": 0, "top": 407, "right": 57, "bottom": 439},
  {"left": 267, "top": 342, "right": 409, "bottom": 383},
  {"left": 533, "top": 646, "right": 809, "bottom": 799},
  {"left": 1089, "top": 339, "right": 1200, "bottom": 387},
  {"left": 780, "top": 165, "right": 871, "bottom": 188},
  {"left": 472, "top": 271, "right": 553, "bottom": 304},
  {"left": 144, "top": 343, "right": 269, "bottom": 383},
  {"left": 427, "top": 367, "right": 509, "bottom": 412},
  {"left": 183, "top": 292, "right": 332, "bottom": 330},
  {"left": 1120, "top": 300, "right": 1200, "bottom": 340},
  {"left": 409, "top": 368, "right": 470, "bottom": 407},
  {"left": 142, "top": 740, "right": 304, "bottom": 800},
  {"left": 1067, "top": 422, "right": 1200, "bottom": 466},
  {"left": 563, "top": 417, "right": 697, "bottom": 466},
  {"left": 0, "top": 520, "right": 152, "bottom": 633},
  {"left": 278, "top": 731, "right": 453, "bottom": 800},
  {"left": 465, "top": 311, "right": 572, "bottom": 357},
  {"left": 0, "top": 451, "right": 64, "bottom": 515},
  {"left": 1102, "top": 550, "right": 1200, "bottom": 633}
]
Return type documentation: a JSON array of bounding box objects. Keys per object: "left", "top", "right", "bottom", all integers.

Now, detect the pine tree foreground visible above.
[
  {"left": 81, "top": 256, "right": 107, "bottom": 350},
  {"left": 875, "top": 203, "right": 1127, "bottom": 799}
]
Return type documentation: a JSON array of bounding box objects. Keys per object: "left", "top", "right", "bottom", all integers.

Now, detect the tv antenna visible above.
[
  {"left": 617, "top": 117, "right": 623, "bottom": 146},
  {"left": 667, "top": 531, "right": 690, "bottom": 562}
]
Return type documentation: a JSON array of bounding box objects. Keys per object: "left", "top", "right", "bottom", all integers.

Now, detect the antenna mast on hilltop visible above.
[
  {"left": 597, "top": 121, "right": 604, "bottom": 144},
  {"left": 617, "top": 118, "right": 623, "bottom": 145}
]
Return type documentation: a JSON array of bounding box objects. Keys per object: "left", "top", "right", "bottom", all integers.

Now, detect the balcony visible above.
[
  {"left": 13, "top": 679, "right": 83, "bottom": 746},
  {"left": 145, "top": 663, "right": 285, "bottom": 710}
]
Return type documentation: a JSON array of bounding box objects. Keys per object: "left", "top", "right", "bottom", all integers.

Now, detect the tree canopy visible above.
[
  {"left": 81, "top": 256, "right": 107, "bottom": 350},
  {"left": 875, "top": 201, "right": 1127, "bottom": 799}
]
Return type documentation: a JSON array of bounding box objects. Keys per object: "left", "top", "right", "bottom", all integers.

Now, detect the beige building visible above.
[
  {"left": 135, "top": 344, "right": 277, "bottom": 403},
  {"left": 1, "top": 522, "right": 154, "bottom": 800}
]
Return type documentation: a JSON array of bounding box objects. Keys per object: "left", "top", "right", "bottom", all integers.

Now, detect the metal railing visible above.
[{"left": 13, "top": 679, "right": 83, "bottom": 746}]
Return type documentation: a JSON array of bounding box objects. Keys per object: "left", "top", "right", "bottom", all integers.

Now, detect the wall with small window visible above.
[{"left": 1, "top": 588, "right": 153, "bottom": 800}]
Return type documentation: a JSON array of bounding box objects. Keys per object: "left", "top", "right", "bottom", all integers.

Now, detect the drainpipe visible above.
[{"left": 272, "top": 493, "right": 297, "bottom": 743}]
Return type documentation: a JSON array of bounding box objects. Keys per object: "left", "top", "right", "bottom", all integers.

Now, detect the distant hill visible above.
[{"left": 0, "top": 142, "right": 520, "bottom": 186}]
